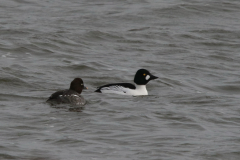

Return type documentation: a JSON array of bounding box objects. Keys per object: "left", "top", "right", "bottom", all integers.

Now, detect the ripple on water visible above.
[{"left": 1, "top": 0, "right": 240, "bottom": 160}]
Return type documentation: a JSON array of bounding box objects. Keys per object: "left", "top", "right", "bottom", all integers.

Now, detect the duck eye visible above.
[{"left": 143, "top": 73, "right": 146, "bottom": 76}]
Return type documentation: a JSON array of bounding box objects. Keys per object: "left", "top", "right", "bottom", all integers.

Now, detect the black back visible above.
[{"left": 47, "top": 90, "right": 66, "bottom": 101}]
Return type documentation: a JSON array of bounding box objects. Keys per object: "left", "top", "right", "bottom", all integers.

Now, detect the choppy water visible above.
[{"left": 1, "top": 0, "right": 240, "bottom": 159}]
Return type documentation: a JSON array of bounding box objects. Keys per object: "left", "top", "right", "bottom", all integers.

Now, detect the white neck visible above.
[{"left": 133, "top": 84, "right": 148, "bottom": 95}]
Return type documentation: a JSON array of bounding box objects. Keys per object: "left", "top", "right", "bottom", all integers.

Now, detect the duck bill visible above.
[
  {"left": 150, "top": 74, "right": 158, "bottom": 80},
  {"left": 83, "top": 86, "right": 88, "bottom": 89}
]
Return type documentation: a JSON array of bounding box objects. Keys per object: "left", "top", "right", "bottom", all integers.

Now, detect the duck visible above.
[
  {"left": 47, "top": 78, "right": 87, "bottom": 106},
  {"left": 95, "top": 69, "right": 158, "bottom": 96}
]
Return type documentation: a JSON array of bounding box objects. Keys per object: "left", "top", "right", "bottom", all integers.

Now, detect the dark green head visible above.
[{"left": 134, "top": 69, "right": 158, "bottom": 85}]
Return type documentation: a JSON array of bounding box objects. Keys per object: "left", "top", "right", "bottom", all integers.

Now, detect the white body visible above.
[{"left": 100, "top": 84, "right": 148, "bottom": 96}]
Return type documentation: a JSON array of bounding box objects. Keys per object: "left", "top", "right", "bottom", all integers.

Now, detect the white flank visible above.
[{"left": 100, "top": 84, "right": 148, "bottom": 96}]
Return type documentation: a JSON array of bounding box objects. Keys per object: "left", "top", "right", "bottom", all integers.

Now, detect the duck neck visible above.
[{"left": 134, "top": 84, "right": 148, "bottom": 95}]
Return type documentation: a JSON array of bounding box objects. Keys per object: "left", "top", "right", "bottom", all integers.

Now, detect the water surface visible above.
[{"left": 1, "top": 0, "right": 240, "bottom": 159}]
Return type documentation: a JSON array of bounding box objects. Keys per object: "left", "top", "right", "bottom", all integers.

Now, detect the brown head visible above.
[{"left": 69, "top": 78, "right": 87, "bottom": 94}]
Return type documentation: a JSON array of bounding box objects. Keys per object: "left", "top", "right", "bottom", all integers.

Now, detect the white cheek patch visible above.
[{"left": 145, "top": 75, "right": 150, "bottom": 80}]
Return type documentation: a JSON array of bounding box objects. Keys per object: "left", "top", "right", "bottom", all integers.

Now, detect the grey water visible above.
[{"left": 1, "top": 0, "right": 240, "bottom": 159}]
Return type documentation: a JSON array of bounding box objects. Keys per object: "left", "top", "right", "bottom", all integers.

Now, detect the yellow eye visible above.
[{"left": 143, "top": 73, "right": 146, "bottom": 76}]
